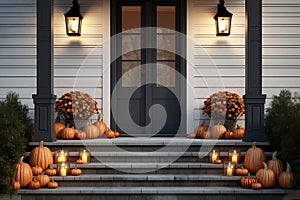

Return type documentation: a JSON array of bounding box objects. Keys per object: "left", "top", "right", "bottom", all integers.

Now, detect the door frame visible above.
[{"left": 110, "top": 0, "right": 187, "bottom": 136}]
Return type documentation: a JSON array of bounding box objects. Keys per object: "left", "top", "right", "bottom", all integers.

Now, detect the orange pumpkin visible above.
[
  {"left": 12, "top": 178, "right": 21, "bottom": 191},
  {"left": 75, "top": 131, "right": 87, "bottom": 140},
  {"left": 235, "top": 166, "right": 249, "bottom": 176},
  {"left": 224, "top": 130, "right": 234, "bottom": 139},
  {"left": 267, "top": 151, "right": 284, "bottom": 181},
  {"left": 198, "top": 126, "right": 210, "bottom": 139},
  {"left": 210, "top": 124, "right": 226, "bottom": 139},
  {"left": 76, "top": 159, "right": 84, "bottom": 164},
  {"left": 29, "top": 178, "right": 40, "bottom": 190},
  {"left": 114, "top": 130, "right": 120, "bottom": 137},
  {"left": 45, "top": 165, "right": 57, "bottom": 176},
  {"left": 214, "top": 159, "right": 222, "bottom": 164},
  {"left": 60, "top": 125, "right": 76, "bottom": 140},
  {"left": 244, "top": 142, "right": 266, "bottom": 173},
  {"left": 256, "top": 162, "right": 276, "bottom": 188},
  {"left": 233, "top": 125, "right": 245, "bottom": 139},
  {"left": 13, "top": 156, "right": 33, "bottom": 188},
  {"left": 93, "top": 114, "right": 108, "bottom": 137},
  {"left": 47, "top": 179, "right": 58, "bottom": 189},
  {"left": 240, "top": 173, "right": 256, "bottom": 188},
  {"left": 85, "top": 121, "right": 100, "bottom": 139},
  {"left": 32, "top": 165, "right": 43, "bottom": 176},
  {"left": 29, "top": 141, "right": 53, "bottom": 171},
  {"left": 105, "top": 129, "right": 116, "bottom": 138},
  {"left": 278, "top": 162, "right": 294, "bottom": 189},
  {"left": 36, "top": 172, "right": 50, "bottom": 187},
  {"left": 194, "top": 122, "right": 208, "bottom": 138},
  {"left": 251, "top": 180, "right": 262, "bottom": 190},
  {"left": 54, "top": 116, "right": 65, "bottom": 139},
  {"left": 70, "top": 167, "right": 82, "bottom": 176}
]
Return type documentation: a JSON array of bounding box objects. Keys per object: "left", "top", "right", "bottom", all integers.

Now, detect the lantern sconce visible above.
[
  {"left": 64, "top": 0, "right": 83, "bottom": 36},
  {"left": 214, "top": 0, "right": 233, "bottom": 36}
]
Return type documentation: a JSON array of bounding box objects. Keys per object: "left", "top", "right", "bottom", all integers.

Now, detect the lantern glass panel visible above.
[
  {"left": 54, "top": 150, "right": 69, "bottom": 164},
  {"left": 223, "top": 161, "right": 236, "bottom": 176},
  {"left": 57, "top": 162, "right": 70, "bottom": 176},
  {"left": 79, "top": 149, "right": 90, "bottom": 163},
  {"left": 228, "top": 149, "right": 241, "bottom": 164},
  {"left": 217, "top": 17, "right": 231, "bottom": 34},
  {"left": 209, "top": 149, "right": 220, "bottom": 164},
  {"left": 66, "top": 17, "right": 81, "bottom": 34}
]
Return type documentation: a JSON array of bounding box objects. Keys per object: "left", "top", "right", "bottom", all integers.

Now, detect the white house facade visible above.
[{"left": 0, "top": 0, "right": 299, "bottom": 140}]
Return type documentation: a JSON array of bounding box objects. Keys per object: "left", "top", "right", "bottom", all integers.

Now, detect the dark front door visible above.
[{"left": 111, "top": 0, "right": 186, "bottom": 136}]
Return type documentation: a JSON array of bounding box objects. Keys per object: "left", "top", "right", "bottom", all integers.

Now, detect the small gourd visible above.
[
  {"left": 251, "top": 180, "right": 262, "bottom": 190},
  {"left": 12, "top": 178, "right": 21, "bottom": 191},
  {"left": 70, "top": 166, "right": 82, "bottom": 176},
  {"left": 36, "top": 172, "right": 50, "bottom": 187},
  {"left": 32, "top": 165, "right": 43, "bottom": 176},
  {"left": 29, "top": 178, "right": 40, "bottom": 190},
  {"left": 45, "top": 164, "right": 57, "bottom": 176},
  {"left": 240, "top": 173, "right": 256, "bottom": 188},
  {"left": 47, "top": 179, "right": 59, "bottom": 189},
  {"left": 235, "top": 166, "right": 249, "bottom": 176}
]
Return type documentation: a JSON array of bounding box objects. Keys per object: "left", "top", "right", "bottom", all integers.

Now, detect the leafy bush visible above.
[
  {"left": 265, "top": 90, "right": 300, "bottom": 187},
  {"left": 0, "top": 92, "right": 33, "bottom": 193}
]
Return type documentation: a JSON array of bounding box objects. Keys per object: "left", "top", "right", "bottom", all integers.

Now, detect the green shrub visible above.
[
  {"left": 265, "top": 90, "right": 300, "bottom": 186},
  {"left": 0, "top": 92, "right": 33, "bottom": 193}
]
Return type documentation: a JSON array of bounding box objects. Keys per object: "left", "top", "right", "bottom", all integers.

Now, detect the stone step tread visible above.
[
  {"left": 54, "top": 162, "right": 225, "bottom": 169},
  {"left": 29, "top": 138, "right": 270, "bottom": 146},
  {"left": 24, "top": 151, "right": 273, "bottom": 157},
  {"left": 50, "top": 174, "right": 242, "bottom": 181},
  {"left": 18, "top": 186, "right": 292, "bottom": 195}
]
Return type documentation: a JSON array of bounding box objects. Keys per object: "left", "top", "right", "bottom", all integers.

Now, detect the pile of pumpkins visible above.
[
  {"left": 189, "top": 123, "right": 245, "bottom": 139},
  {"left": 235, "top": 142, "right": 294, "bottom": 190},
  {"left": 54, "top": 114, "right": 120, "bottom": 140},
  {"left": 11, "top": 141, "right": 82, "bottom": 190}
]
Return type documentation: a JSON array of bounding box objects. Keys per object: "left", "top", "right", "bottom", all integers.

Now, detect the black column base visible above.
[
  {"left": 32, "top": 94, "right": 57, "bottom": 142},
  {"left": 243, "top": 94, "right": 267, "bottom": 142}
]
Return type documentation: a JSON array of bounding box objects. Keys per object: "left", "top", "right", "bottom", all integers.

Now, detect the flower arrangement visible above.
[
  {"left": 202, "top": 91, "right": 245, "bottom": 120},
  {"left": 55, "top": 91, "right": 99, "bottom": 121}
]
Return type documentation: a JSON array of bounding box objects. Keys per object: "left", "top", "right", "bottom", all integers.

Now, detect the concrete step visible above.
[
  {"left": 49, "top": 174, "right": 241, "bottom": 187},
  {"left": 18, "top": 186, "right": 294, "bottom": 200},
  {"left": 25, "top": 151, "right": 273, "bottom": 163},
  {"left": 53, "top": 162, "right": 226, "bottom": 174},
  {"left": 28, "top": 138, "right": 271, "bottom": 153}
]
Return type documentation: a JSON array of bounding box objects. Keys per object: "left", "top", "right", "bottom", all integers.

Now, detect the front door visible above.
[{"left": 110, "top": 0, "right": 186, "bottom": 136}]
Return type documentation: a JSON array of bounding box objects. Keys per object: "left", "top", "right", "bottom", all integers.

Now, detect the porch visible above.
[{"left": 32, "top": 0, "right": 266, "bottom": 142}]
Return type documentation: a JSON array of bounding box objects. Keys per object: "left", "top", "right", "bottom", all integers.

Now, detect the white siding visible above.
[
  {"left": 187, "top": 0, "right": 246, "bottom": 132},
  {"left": 53, "top": 0, "right": 106, "bottom": 121},
  {"left": 0, "top": 0, "right": 36, "bottom": 119},
  {"left": 187, "top": 0, "right": 300, "bottom": 133},
  {"left": 262, "top": 0, "right": 300, "bottom": 102},
  {"left": 0, "top": 0, "right": 299, "bottom": 133}
]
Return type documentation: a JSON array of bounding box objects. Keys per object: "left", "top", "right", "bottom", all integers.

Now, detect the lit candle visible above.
[
  {"left": 81, "top": 150, "right": 88, "bottom": 163},
  {"left": 58, "top": 150, "right": 66, "bottom": 163},
  {"left": 211, "top": 150, "right": 217, "bottom": 163},
  {"left": 231, "top": 150, "right": 238, "bottom": 163},
  {"left": 226, "top": 163, "right": 233, "bottom": 176},
  {"left": 60, "top": 163, "right": 67, "bottom": 176}
]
